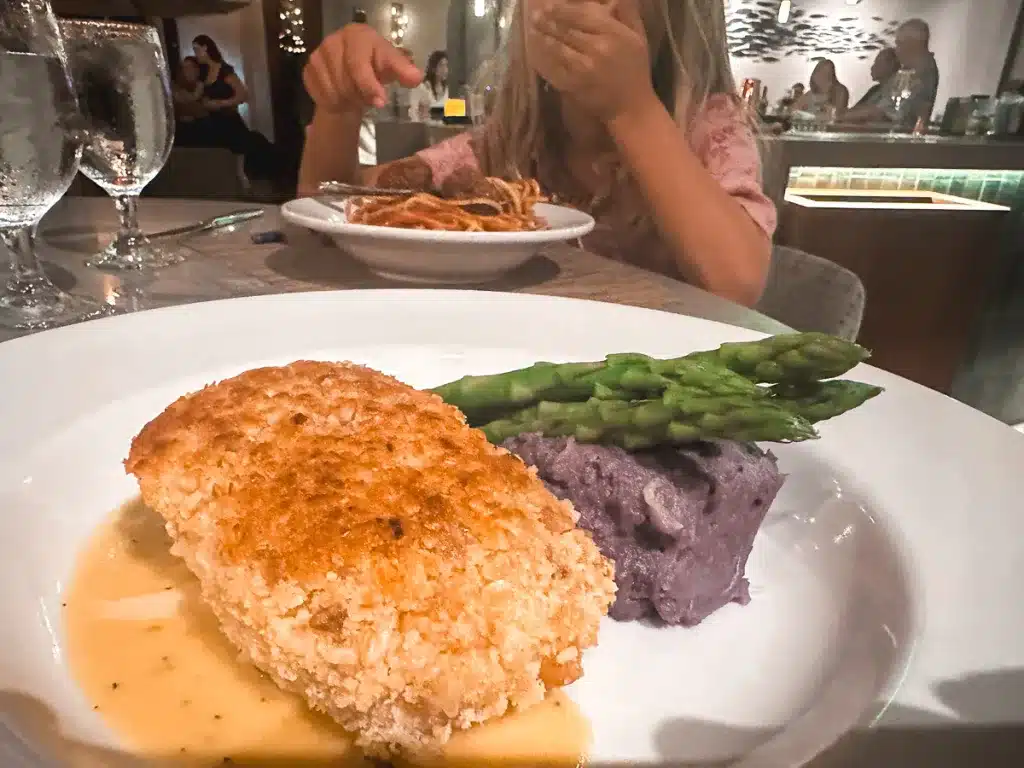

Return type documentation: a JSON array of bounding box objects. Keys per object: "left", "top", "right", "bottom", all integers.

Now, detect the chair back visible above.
[{"left": 758, "top": 245, "right": 866, "bottom": 341}]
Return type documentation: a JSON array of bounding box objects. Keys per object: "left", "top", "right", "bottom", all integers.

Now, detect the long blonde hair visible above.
[{"left": 475, "top": 0, "right": 739, "bottom": 183}]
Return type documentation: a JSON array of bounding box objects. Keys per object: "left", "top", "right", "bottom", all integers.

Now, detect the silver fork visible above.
[{"left": 317, "top": 181, "right": 416, "bottom": 197}]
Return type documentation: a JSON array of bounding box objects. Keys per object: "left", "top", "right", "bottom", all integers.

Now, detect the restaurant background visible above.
[
  {"left": 169, "top": 0, "right": 1023, "bottom": 135},
  {"left": 727, "top": 0, "right": 1021, "bottom": 111},
  {"left": 49, "top": 0, "right": 1024, "bottom": 426}
]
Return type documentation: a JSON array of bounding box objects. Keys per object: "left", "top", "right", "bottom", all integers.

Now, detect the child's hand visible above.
[
  {"left": 528, "top": 0, "right": 656, "bottom": 122},
  {"left": 305, "top": 23, "right": 423, "bottom": 113}
]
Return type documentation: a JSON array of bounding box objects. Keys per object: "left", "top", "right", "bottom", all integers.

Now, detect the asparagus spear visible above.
[
  {"left": 769, "top": 379, "right": 883, "bottom": 423},
  {"left": 433, "top": 333, "right": 870, "bottom": 418},
  {"left": 432, "top": 357, "right": 763, "bottom": 424},
  {"left": 481, "top": 392, "right": 818, "bottom": 447},
  {"left": 683, "top": 332, "right": 871, "bottom": 384}
]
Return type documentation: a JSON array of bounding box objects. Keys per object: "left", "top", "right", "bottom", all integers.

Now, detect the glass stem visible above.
[
  {"left": 2, "top": 226, "right": 55, "bottom": 297},
  {"left": 113, "top": 194, "right": 143, "bottom": 246}
]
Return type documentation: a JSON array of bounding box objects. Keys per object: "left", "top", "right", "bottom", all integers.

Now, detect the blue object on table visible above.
[{"left": 251, "top": 230, "right": 286, "bottom": 245}]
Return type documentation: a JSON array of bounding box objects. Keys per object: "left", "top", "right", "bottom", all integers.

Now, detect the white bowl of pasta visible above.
[{"left": 280, "top": 193, "right": 595, "bottom": 284}]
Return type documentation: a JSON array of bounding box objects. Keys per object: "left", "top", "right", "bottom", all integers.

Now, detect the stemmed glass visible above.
[
  {"left": 0, "top": 0, "right": 107, "bottom": 330},
  {"left": 59, "top": 19, "right": 185, "bottom": 270},
  {"left": 887, "top": 69, "right": 921, "bottom": 133}
]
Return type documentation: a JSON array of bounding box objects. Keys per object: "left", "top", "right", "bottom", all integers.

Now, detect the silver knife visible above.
[{"left": 149, "top": 208, "right": 266, "bottom": 240}]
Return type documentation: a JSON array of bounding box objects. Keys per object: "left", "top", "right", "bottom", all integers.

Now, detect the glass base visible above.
[
  {"left": 86, "top": 236, "right": 187, "bottom": 271},
  {"left": 94, "top": 271, "right": 153, "bottom": 315},
  {"left": 0, "top": 286, "right": 113, "bottom": 331}
]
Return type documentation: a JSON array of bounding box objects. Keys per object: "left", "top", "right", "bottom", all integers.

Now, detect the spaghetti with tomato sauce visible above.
[{"left": 345, "top": 178, "right": 548, "bottom": 232}]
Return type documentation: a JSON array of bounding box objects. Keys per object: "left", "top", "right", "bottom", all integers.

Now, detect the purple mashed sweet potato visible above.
[{"left": 503, "top": 434, "right": 785, "bottom": 627}]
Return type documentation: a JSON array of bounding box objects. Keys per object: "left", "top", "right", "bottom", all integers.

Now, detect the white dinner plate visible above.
[
  {"left": 280, "top": 197, "right": 595, "bottom": 284},
  {"left": 1, "top": 290, "right": 1023, "bottom": 767}
]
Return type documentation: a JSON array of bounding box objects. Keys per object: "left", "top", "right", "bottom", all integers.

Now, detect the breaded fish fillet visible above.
[{"left": 125, "top": 361, "right": 615, "bottom": 758}]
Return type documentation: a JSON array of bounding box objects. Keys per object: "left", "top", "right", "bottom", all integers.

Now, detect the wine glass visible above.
[
  {"left": 59, "top": 19, "right": 184, "bottom": 271},
  {"left": 886, "top": 69, "right": 921, "bottom": 133},
  {"left": 0, "top": 0, "right": 108, "bottom": 330}
]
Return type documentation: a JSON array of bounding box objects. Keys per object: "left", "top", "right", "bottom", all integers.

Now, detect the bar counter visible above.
[
  {"left": 768, "top": 132, "right": 1024, "bottom": 169},
  {"left": 762, "top": 133, "right": 1024, "bottom": 207},
  {"left": 768, "top": 133, "right": 1024, "bottom": 423}
]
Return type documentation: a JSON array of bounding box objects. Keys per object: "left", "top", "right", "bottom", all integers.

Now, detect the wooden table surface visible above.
[{"left": 1, "top": 196, "right": 790, "bottom": 344}]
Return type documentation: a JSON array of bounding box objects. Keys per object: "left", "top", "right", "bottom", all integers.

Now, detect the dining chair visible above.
[
  {"left": 142, "top": 147, "right": 247, "bottom": 200},
  {"left": 757, "top": 245, "right": 866, "bottom": 341}
]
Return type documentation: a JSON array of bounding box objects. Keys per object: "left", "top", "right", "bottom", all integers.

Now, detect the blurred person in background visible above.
[
  {"left": 299, "top": 0, "right": 776, "bottom": 306},
  {"left": 892, "top": 18, "right": 939, "bottom": 121},
  {"left": 851, "top": 47, "right": 899, "bottom": 110},
  {"left": 189, "top": 34, "right": 281, "bottom": 184},
  {"left": 794, "top": 58, "right": 849, "bottom": 118},
  {"left": 772, "top": 82, "right": 804, "bottom": 114},
  {"left": 845, "top": 19, "right": 938, "bottom": 126},
  {"left": 172, "top": 56, "right": 207, "bottom": 144},
  {"left": 408, "top": 50, "right": 450, "bottom": 121},
  {"left": 191, "top": 34, "right": 250, "bottom": 148}
]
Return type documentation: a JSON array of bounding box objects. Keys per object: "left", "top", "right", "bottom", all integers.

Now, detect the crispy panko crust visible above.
[{"left": 125, "top": 361, "right": 615, "bottom": 758}]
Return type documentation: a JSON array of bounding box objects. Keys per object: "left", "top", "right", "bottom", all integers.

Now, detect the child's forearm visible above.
[
  {"left": 298, "top": 107, "right": 363, "bottom": 195},
  {"left": 608, "top": 94, "right": 770, "bottom": 306}
]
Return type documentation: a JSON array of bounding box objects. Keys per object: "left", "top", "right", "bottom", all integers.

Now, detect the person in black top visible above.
[
  {"left": 851, "top": 48, "right": 899, "bottom": 110},
  {"left": 188, "top": 34, "right": 280, "bottom": 182},
  {"left": 191, "top": 35, "right": 250, "bottom": 150}
]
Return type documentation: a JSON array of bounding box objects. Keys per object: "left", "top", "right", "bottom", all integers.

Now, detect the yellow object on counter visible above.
[{"left": 444, "top": 98, "right": 467, "bottom": 118}]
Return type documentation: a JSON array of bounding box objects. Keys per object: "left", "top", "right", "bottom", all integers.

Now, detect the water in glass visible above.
[
  {"left": 0, "top": 0, "right": 107, "bottom": 331},
  {"left": 0, "top": 51, "right": 80, "bottom": 227},
  {"left": 61, "top": 20, "right": 183, "bottom": 270}
]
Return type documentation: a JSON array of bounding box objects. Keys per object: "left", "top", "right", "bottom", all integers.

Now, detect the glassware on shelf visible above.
[
  {"left": 966, "top": 96, "right": 994, "bottom": 136},
  {"left": 0, "top": 0, "right": 109, "bottom": 330},
  {"left": 991, "top": 93, "right": 1024, "bottom": 136},
  {"left": 59, "top": 19, "right": 182, "bottom": 271}
]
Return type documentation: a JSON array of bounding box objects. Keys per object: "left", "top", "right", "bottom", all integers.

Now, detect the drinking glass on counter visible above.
[
  {"left": 468, "top": 91, "right": 486, "bottom": 126},
  {"left": 886, "top": 69, "right": 923, "bottom": 133},
  {"left": 0, "top": 0, "right": 107, "bottom": 330},
  {"left": 59, "top": 19, "right": 181, "bottom": 270}
]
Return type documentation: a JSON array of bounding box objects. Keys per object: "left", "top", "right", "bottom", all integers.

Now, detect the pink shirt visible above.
[{"left": 416, "top": 94, "right": 777, "bottom": 280}]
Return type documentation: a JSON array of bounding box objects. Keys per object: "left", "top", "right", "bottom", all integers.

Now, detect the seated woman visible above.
[
  {"left": 407, "top": 50, "right": 449, "bottom": 121},
  {"left": 172, "top": 56, "right": 208, "bottom": 145},
  {"left": 298, "top": 1, "right": 775, "bottom": 306},
  {"left": 190, "top": 35, "right": 250, "bottom": 148},
  {"left": 794, "top": 59, "right": 849, "bottom": 119},
  {"left": 190, "top": 34, "right": 280, "bottom": 182}
]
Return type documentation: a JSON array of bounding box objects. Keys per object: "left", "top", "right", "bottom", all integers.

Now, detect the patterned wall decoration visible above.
[{"left": 727, "top": 0, "right": 899, "bottom": 63}]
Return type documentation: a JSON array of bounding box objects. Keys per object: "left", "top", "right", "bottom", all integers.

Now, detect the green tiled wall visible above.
[{"left": 787, "top": 167, "right": 1024, "bottom": 208}]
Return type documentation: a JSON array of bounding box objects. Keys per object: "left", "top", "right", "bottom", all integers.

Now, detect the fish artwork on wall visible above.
[{"left": 726, "top": 0, "right": 897, "bottom": 63}]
